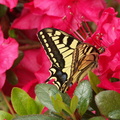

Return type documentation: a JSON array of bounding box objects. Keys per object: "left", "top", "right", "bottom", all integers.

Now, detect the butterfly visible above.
[{"left": 37, "top": 28, "right": 104, "bottom": 93}]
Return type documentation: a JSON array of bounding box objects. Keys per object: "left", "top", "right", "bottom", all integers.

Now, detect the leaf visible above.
[
  {"left": 56, "top": 93, "right": 63, "bottom": 102},
  {"left": 70, "top": 95, "right": 78, "bottom": 113},
  {"left": 0, "top": 4, "right": 7, "bottom": 17},
  {"left": 35, "top": 84, "right": 60, "bottom": 112},
  {"left": 51, "top": 93, "right": 72, "bottom": 115},
  {"left": 8, "top": 29, "right": 17, "bottom": 38},
  {"left": 12, "top": 51, "right": 24, "bottom": 68},
  {"left": 58, "top": 100, "right": 72, "bottom": 115},
  {"left": 89, "top": 116, "right": 106, "bottom": 120},
  {"left": 51, "top": 94, "right": 63, "bottom": 113},
  {"left": 60, "top": 93, "right": 71, "bottom": 106},
  {"left": 6, "top": 70, "right": 18, "bottom": 85},
  {"left": 74, "top": 80, "right": 92, "bottom": 116},
  {"left": 0, "top": 111, "right": 13, "bottom": 120},
  {"left": 11, "top": 87, "right": 39, "bottom": 115},
  {"left": 35, "top": 97, "right": 44, "bottom": 114},
  {"left": 13, "top": 114, "right": 64, "bottom": 120},
  {"left": 95, "top": 90, "right": 120, "bottom": 117},
  {"left": 88, "top": 71, "right": 103, "bottom": 93},
  {"left": 108, "top": 109, "right": 120, "bottom": 119}
]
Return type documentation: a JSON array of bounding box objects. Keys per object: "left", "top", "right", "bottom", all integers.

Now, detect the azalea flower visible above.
[
  {"left": 0, "top": 0, "right": 18, "bottom": 9},
  {"left": 10, "top": 0, "right": 120, "bottom": 95},
  {"left": 9, "top": 0, "right": 106, "bottom": 96},
  {"left": 2, "top": 47, "right": 51, "bottom": 98},
  {"left": 12, "top": 0, "right": 106, "bottom": 32},
  {"left": 12, "top": 0, "right": 119, "bottom": 94},
  {"left": 0, "top": 27, "right": 18, "bottom": 89},
  {"left": 82, "top": 7, "right": 120, "bottom": 93}
]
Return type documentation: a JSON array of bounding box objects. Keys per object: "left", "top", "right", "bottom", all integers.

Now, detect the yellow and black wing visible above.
[
  {"left": 37, "top": 28, "right": 81, "bottom": 90},
  {"left": 61, "top": 43, "right": 100, "bottom": 92},
  {"left": 37, "top": 28, "right": 100, "bottom": 92}
]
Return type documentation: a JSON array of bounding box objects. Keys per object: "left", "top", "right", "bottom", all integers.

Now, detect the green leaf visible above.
[
  {"left": 89, "top": 116, "right": 106, "bottom": 120},
  {"left": 6, "top": 70, "right": 18, "bottom": 85},
  {"left": 88, "top": 71, "right": 103, "bottom": 93},
  {"left": 35, "top": 97, "right": 44, "bottom": 114},
  {"left": 95, "top": 90, "right": 120, "bottom": 117},
  {"left": 74, "top": 80, "right": 92, "bottom": 116},
  {"left": 70, "top": 95, "right": 78, "bottom": 113},
  {"left": 60, "top": 93, "right": 71, "bottom": 106},
  {"left": 0, "top": 93, "right": 10, "bottom": 111},
  {"left": 51, "top": 94, "right": 72, "bottom": 115},
  {"left": 11, "top": 87, "right": 39, "bottom": 115},
  {"left": 58, "top": 100, "right": 72, "bottom": 115},
  {"left": 0, "top": 4, "right": 7, "bottom": 17},
  {"left": 108, "top": 109, "right": 120, "bottom": 119},
  {"left": 51, "top": 94, "right": 63, "bottom": 113},
  {"left": 56, "top": 93, "right": 63, "bottom": 101},
  {"left": 0, "top": 111, "right": 13, "bottom": 120},
  {"left": 110, "top": 77, "right": 120, "bottom": 82},
  {"left": 13, "top": 114, "right": 64, "bottom": 120},
  {"left": 12, "top": 51, "right": 24, "bottom": 68},
  {"left": 35, "top": 84, "right": 60, "bottom": 112},
  {"left": 8, "top": 29, "right": 17, "bottom": 38}
]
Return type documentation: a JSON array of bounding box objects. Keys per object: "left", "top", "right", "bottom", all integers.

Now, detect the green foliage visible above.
[
  {"left": 95, "top": 90, "right": 120, "bottom": 119},
  {"left": 6, "top": 70, "right": 18, "bottom": 85},
  {"left": 11, "top": 87, "right": 43, "bottom": 115},
  {"left": 12, "top": 51, "right": 24, "bottom": 68},
  {"left": 35, "top": 83, "right": 60, "bottom": 112},
  {"left": 1, "top": 72, "right": 120, "bottom": 120},
  {"left": 0, "top": 4, "right": 7, "bottom": 17},
  {"left": 34, "top": 97, "right": 44, "bottom": 114},
  {"left": 108, "top": 110, "right": 120, "bottom": 119},
  {"left": 12, "top": 114, "right": 64, "bottom": 120},
  {"left": 70, "top": 95, "right": 78, "bottom": 113},
  {"left": 8, "top": 29, "right": 17, "bottom": 38},
  {"left": 89, "top": 116, "right": 106, "bottom": 120},
  {"left": 0, "top": 111, "right": 13, "bottom": 120},
  {"left": 88, "top": 71, "right": 103, "bottom": 93},
  {"left": 74, "top": 80, "right": 92, "bottom": 116}
]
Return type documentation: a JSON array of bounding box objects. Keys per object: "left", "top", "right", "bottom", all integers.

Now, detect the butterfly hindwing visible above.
[
  {"left": 70, "top": 43, "right": 99, "bottom": 83},
  {"left": 60, "top": 43, "right": 100, "bottom": 92}
]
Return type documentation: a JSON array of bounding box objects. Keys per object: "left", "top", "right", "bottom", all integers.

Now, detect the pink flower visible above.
[
  {"left": 86, "top": 8, "right": 120, "bottom": 93},
  {"left": 116, "top": 0, "right": 120, "bottom": 3},
  {"left": 10, "top": 0, "right": 120, "bottom": 94},
  {"left": 2, "top": 47, "right": 50, "bottom": 98},
  {"left": 12, "top": 0, "right": 106, "bottom": 32},
  {"left": 11, "top": 2, "right": 53, "bottom": 30},
  {"left": 34, "top": 0, "right": 106, "bottom": 23},
  {"left": 0, "top": 27, "right": 18, "bottom": 89},
  {"left": 0, "top": 0, "right": 18, "bottom": 9}
]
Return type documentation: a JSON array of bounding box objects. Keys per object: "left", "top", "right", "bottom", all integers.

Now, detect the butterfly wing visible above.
[
  {"left": 60, "top": 43, "right": 100, "bottom": 92},
  {"left": 37, "top": 28, "right": 81, "bottom": 90}
]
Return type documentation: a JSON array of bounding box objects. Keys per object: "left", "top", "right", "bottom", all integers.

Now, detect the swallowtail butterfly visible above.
[{"left": 37, "top": 28, "right": 103, "bottom": 93}]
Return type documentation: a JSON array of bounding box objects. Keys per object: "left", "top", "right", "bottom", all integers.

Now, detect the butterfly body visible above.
[{"left": 38, "top": 28, "right": 101, "bottom": 92}]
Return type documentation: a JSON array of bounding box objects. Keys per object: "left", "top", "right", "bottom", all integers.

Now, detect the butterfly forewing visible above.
[{"left": 38, "top": 28, "right": 81, "bottom": 90}]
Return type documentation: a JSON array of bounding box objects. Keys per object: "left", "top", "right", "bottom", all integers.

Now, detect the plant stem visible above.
[
  {"left": 19, "top": 44, "right": 41, "bottom": 51},
  {"left": 70, "top": 114, "right": 77, "bottom": 120},
  {"left": 0, "top": 90, "right": 15, "bottom": 117}
]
